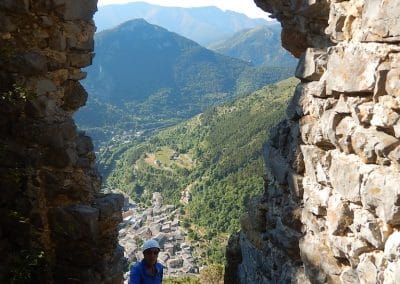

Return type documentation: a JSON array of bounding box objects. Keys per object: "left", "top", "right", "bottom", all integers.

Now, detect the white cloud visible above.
[{"left": 97, "top": 0, "right": 270, "bottom": 19}]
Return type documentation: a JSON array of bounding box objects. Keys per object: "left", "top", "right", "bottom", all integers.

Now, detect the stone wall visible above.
[
  {"left": 226, "top": 0, "right": 400, "bottom": 283},
  {"left": 0, "top": 1, "right": 123, "bottom": 283}
]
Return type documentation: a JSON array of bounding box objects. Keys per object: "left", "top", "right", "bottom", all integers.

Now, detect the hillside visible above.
[
  {"left": 95, "top": 2, "right": 271, "bottom": 45},
  {"left": 209, "top": 24, "right": 297, "bottom": 68},
  {"left": 75, "top": 19, "right": 294, "bottom": 146},
  {"left": 103, "top": 77, "right": 299, "bottom": 264}
]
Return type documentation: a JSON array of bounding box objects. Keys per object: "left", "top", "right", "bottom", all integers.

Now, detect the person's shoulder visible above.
[
  {"left": 131, "top": 260, "right": 144, "bottom": 271},
  {"left": 156, "top": 262, "right": 164, "bottom": 270}
]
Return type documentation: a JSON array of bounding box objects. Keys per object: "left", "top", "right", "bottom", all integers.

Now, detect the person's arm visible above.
[{"left": 130, "top": 265, "right": 141, "bottom": 284}]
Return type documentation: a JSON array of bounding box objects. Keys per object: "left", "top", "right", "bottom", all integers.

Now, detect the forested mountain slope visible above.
[
  {"left": 209, "top": 24, "right": 297, "bottom": 68},
  {"left": 103, "top": 78, "right": 299, "bottom": 263}
]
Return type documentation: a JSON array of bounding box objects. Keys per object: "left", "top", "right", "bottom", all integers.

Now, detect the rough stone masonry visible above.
[
  {"left": 226, "top": 0, "right": 400, "bottom": 283},
  {"left": 0, "top": 1, "right": 124, "bottom": 283}
]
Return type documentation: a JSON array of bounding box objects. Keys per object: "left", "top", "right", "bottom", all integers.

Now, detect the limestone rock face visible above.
[
  {"left": 227, "top": 0, "right": 400, "bottom": 283},
  {"left": 0, "top": 1, "right": 123, "bottom": 283}
]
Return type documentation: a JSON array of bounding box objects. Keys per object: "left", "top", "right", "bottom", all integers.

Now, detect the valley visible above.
[
  {"left": 75, "top": 3, "right": 298, "bottom": 281},
  {"left": 103, "top": 78, "right": 298, "bottom": 271}
]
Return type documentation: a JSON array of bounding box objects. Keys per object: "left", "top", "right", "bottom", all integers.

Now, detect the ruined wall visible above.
[
  {"left": 0, "top": 1, "right": 124, "bottom": 283},
  {"left": 226, "top": 0, "right": 400, "bottom": 283}
]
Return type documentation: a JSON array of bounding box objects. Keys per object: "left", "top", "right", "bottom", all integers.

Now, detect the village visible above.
[{"left": 118, "top": 192, "right": 199, "bottom": 282}]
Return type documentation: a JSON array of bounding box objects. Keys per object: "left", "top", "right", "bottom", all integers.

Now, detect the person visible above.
[{"left": 129, "top": 239, "right": 164, "bottom": 284}]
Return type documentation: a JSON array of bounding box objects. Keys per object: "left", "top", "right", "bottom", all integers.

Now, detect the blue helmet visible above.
[{"left": 143, "top": 239, "right": 160, "bottom": 252}]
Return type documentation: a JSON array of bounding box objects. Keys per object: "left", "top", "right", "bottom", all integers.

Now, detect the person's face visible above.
[{"left": 143, "top": 248, "right": 159, "bottom": 266}]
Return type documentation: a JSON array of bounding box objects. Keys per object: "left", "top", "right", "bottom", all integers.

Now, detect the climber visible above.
[{"left": 129, "top": 239, "right": 163, "bottom": 284}]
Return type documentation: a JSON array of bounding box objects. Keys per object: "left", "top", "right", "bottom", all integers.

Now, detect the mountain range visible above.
[
  {"left": 209, "top": 24, "right": 297, "bottom": 68},
  {"left": 74, "top": 6, "right": 299, "bottom": 266},
  {"left": 75, "top": 19, "right": 294, "bottom": 144},
  {"left": 95, "top": 2, "right": 272, "bottom": 45}
]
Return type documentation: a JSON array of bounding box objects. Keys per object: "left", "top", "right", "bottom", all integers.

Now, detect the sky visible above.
[{"left": 97, "top": 0, "right": 270, "bottom": 19}]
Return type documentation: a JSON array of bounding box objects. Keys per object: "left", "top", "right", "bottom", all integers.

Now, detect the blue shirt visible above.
[{"left": 129, "top": 260, "right": 163, "bottom": 284}]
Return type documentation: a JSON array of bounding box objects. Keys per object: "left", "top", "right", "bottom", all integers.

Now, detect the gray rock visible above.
[
  {"left": 362, "top": 0, "right": 400, "bottom": 42},
  {"left": 356, "top": 255, "right": 378, "bottom": 284},
  {"left": 0, "top": 0, "right": 29, "bottom": 12},
  {"left": 353, "top": 208, "right": 387, "bottom": 249},
  {"left": 49, "top": 205, "right": 99, "bottom": 241},
  {"left": 383, "top": 260, "right": 400, "bottom": 284},
  {"left": 388, "top": 145, "right": 400, "bottom": 167},
  {"left": 76, "top": 133, "right": 94, "bottom": 156},
  {"left": 53, "top": 0, "right": 97, "bottom": 21},
  {"left": 300, "top": 234, "right": 342, "bottom": 281},
  {"left": 384, "top": 231, "right": 400, "bottom": 261},
  {"left": 340, "top": 267, "right": 359, "bottom": 284},
  {"left": 295, "top": 48, "right": 327, "bottom": 81},
  {"left": 325, "top": 2, "right": 348, "bottom": 42},
  {"left": 35, "top": 79, "right": 57, "bottom": 96},
  {"left": 287, "top": 83, "right": 332, "bottom": 120},
  {"left": 41, "top": 146, "right": 77, "bottom": 168},
  {"left": 385, "top": 68, "right": 400, "bottom": 97},
  {"left": 326, "top": 43, "right": 384, "bottom": 94},
  {"left": 351, "top": 126, "right": 399, "bottom": 164},
  {"left": 9, "top": 52, "right": 49, "bottom": 75},
  {"left": 329, "top": 151, "right": 362, "bottom": 203},
  {"left": 92, "top": 193, "right": 124, "bottom": 221},
  {"left": 264, "top": 146, "right": 289, "bottom": 185},
  {"left": 335, "top": 116, "right": 357, "bottom": 153},
  {"left": 68, "top": 52, "right": 93, "bottom": 68},
  {"left": 361, "top": 168, "right": 400, "bottom": 225},
  {"left": 303, "top": 177, "right": 330, "bottom": 216},
  {"left": 327, "top": 194, "right": 352, "bottom": 236},
  {"left": 370, "top": 100, "right": 400, "bottom": 129},
  {"left": 49, "top": 30, "right": 67, "bottom": 51}
]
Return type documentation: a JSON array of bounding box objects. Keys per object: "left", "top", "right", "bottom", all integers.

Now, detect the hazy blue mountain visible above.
[
  {"left": 75, "top": 19, "right": 293, "bottom": 144},
  {"left": 95, "top": 2, "right": 271, "bottom": 45},
  {"left": 208, "top": 24, "right": 297, "bottom": 68},
  {"left": 83, "top": 18, "right": 251, "bottom": 105}
]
